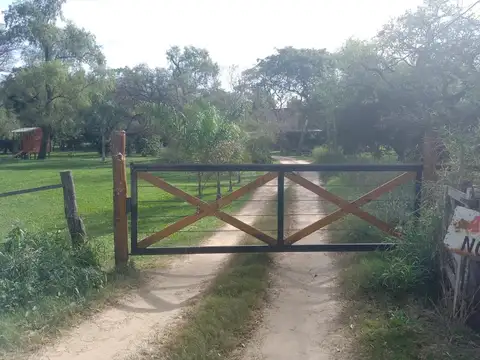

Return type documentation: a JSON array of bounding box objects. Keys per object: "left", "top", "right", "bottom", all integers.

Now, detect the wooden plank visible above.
[
  {"left": 215, "top": 212, "right": 277, "bottom": 245},
  {"left": 423, "top": 129, "right": 438, "bottom": 181},
  {"left": 138, "top": 172, "right": 206, "bottom": 208},
  {"left": 285, "top": 172, "right": 395, "bottom": 234},
  {"left": 285, "top": 172, "right": 413, "bottom": 244},
  {"left": 112, "top": 130, "right": 129, "bottom": 267},
  {"left": 137, "top": 171, "right": 278, "bottom": 247},
  {"left": 138, "top": 211, "right": 212, "bottom": 248},
  {"left": 139, "top": 171, "right": 278, "bottom": 210},
  {"left": 60, "top": 171, "right": 86, "bottom": 247},
  {"left": 217, "top": 172, "right": 278, "bottom": 208},
  {"left": 0, "top": 184, "right": 62, "bottom": 198},
  {"left": 139, "top": 208, "right": 277, "bottom": 248},
  {"left": 447, "top": 186, "right": 476, "bottom": 208}
]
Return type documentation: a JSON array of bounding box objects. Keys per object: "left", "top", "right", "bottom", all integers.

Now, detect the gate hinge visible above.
[{"left": 126, "top": 197, "right": 131, "bottom": 215}]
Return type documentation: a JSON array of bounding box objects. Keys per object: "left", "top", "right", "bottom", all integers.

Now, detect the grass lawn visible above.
[{"left": 0, "top": 152, "right": 260, "bottom": 268}]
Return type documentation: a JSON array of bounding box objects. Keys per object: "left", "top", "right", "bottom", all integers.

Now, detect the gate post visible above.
[
  {"left": 112, "top": 130, "right": 129, "bottom": 268},
  {"left": 422, "top": 129, "right": 438, "bottom": 182},
  {"left": 413, "top": 167, "right": 423, "bottom": 220},
  {"left": 277, "top": 172, "right": 285, "bottom": 246}
]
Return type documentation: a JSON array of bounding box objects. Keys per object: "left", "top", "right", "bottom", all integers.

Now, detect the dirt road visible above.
[
  {"left": 240, "top": 162, "right": 347, "bottom": 360},
  {"left": 26, "top": 176, "right": 280, "bottom": 360},
  {"left": 21, "top": 159, "right": 346, "bottom": 360}
]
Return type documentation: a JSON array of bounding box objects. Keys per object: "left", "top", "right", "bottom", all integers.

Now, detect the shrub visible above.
[
  {"left": 157, "top": 147, "right": 188, "bottom": 164},
  {"left": 0, "top": 228, "right": 106, "bottom": 313},
  {"left": 312, "top": 145, "right": 346, "bottom": 164},
  {"left": 169, "top": 105, "right": 246, "bottom": 164},
  {"left": 246, "top": 135, "right": 273, "bottom": 164},
  {"left": 324, "top": 153, "right": 440, "bottom": 297},
  {"left": 138, "top": 135, "right": 163, "bottom": 157}
]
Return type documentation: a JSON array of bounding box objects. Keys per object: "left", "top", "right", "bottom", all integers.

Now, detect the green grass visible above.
[
  {"left": 316, "top": 151, "right": 480, "bottom": 359},
  {"left": 346, "top": 297, "right": 480, "bottom": 360},
  {"left": 0, "top": 151, "right": 262, "bottom": 355},
  {"left": 0, "top": 152, "right": 259, "bottom": 267}
]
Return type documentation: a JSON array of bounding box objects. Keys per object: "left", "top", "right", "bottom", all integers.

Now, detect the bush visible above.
[
  {"left": 169, "top": 105, "right": 247, "bottom": 164},
  {"left": 312, "top": 145, "right": 346, "bottom": 164},
  {"left": 324, "top": 153, "right": 440, "bottom": 297},
  {"left": 157, "top": 147, "right": 188, "bottom": 164},
  {"left": 246, "top": 135, "right": 273, "bottom": 164},
  {"left": 0, "top": 228, "right": 106, "bottom": 313},
  {"left": 138, "top": 135, "right": 163, "bottom": 157}
]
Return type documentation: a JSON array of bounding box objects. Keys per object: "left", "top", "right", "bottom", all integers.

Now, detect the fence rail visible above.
[
  {"left": 128, "top": 161, "right": 419, "bottom": 255},
  {"left": 0, "top": 184, "right": 62, "bottom": 198},
  {"left": 1, "top": 171, "right": 85, "bottom": 246},
  {"left": 131, "top": 163, "right": 423, "bottom": 172}
]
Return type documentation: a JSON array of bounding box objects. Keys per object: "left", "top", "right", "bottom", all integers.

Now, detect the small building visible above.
[
  {"left": 10, "top": 127, "right": 51, "bottom": 159},
  {"left": 276, "top": 129, "right": 324, "bottom": 153}
]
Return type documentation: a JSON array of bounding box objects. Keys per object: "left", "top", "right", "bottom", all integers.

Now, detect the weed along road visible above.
[
  {"left": 25, "top": 165, "right": 282, "bottom": 360},
  {"left": 239, "top": 160, "right": 344, "bottom": 360}
]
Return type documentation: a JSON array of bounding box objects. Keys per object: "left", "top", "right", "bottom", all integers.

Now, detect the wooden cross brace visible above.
[
  {"left": 136, "top": 172, "right": 278, "bottom": 248},
  {"left": 284, "top": 172, "right": 415, "bottom": 245}
]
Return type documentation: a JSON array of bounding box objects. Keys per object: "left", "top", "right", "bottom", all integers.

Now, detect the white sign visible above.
[{"left": 444, "top": 205, "right": 480, "bottom": 258}]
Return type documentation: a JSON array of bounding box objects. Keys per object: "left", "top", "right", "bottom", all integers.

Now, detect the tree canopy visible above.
[{"left": 0, "top": 0, "right": 478, "bottom": 161}]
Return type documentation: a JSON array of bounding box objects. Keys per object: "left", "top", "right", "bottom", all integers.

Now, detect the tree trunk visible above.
[
  {"left": 101, "top": 133, "right": 106, "bottom": 162},
  {"left": 38, "top": 127, "right": 50, "bottom": 160},
  {"left": 332, "top": 116, "right": 338, "bottom": 150},
  {"left": 296, "top": 118, "right": 309, "bottom": 155}
]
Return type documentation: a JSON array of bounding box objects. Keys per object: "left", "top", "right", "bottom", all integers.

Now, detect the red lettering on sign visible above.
[{"left": 468, "top": 217, "right": 480, "bottom": 233}]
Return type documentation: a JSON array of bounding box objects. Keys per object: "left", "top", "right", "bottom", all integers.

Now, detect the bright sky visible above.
[{"left": 0, "top": 0, "right": 476, "bottom": 86}]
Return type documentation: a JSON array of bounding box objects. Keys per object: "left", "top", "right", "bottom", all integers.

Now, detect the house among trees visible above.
[{"left": 255, "top": 107, "right": 324, "bottom": 153}]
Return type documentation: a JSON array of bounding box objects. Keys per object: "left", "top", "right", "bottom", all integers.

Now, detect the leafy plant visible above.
[
  {"left": 0, "top": 227, "right": 106, "bottom": 313},
  {"left": 169, "top": 104, "right": 246, "bottom": 164},
  {"left": 246, "top": 134, "right": 273, "bottom": 164},
  {"left": 138, "top": 134, "right": 163, "bottom": 157}
]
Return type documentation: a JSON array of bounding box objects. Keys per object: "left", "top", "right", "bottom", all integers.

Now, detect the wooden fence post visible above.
[
  {"left": 423, "top": 129, "right": 438, "bottom": 182},
  {"left": 60, "top": 170, "right": 86, "bottom": 247},
  {"left": 112, "top": 130, "right": 129, "bottom": 267}
]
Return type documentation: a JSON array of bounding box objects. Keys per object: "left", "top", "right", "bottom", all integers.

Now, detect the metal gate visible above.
[{"left": 128, "top": 163, "right": 423, "bottom": 255}]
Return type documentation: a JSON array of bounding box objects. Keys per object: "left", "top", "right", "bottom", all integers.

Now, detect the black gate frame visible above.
[{"left": 128, "top": 163, "right": 423, "bottom": 255}]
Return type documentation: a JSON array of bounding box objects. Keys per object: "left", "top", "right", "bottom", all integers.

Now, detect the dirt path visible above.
[
  {"left": 240, "top": 161, "right": 347, "bottom": 360},
  {"left": 26, "top": 176, "right": 280, "bottom": 360}
]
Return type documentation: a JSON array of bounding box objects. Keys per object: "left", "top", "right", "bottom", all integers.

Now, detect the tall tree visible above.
[
  {"left": 82, "top": 72, "right": 118, "bottom": 161},
  {"left": 2, "top": 0, "right": 105, "bottom": 158},
  {"left": 4, "top": 61, "right": 95, "bottom": 149},
  {"left": 244, "top": 47, "right": 334, "bottom": 152},
  {"left": 114, "top": 65, "right": 171, "bottom": 129},
  {"left": 166, "top": 46, "right": 220, "bottom": 106},
  {"left": 328, "top": 0, "right": 480, "bottom": 159}
]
